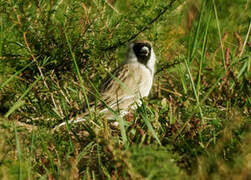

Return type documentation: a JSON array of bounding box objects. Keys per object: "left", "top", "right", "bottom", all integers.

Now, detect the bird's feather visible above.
[{"left": 88, "top": 62, "right": 151, "bottom": 117}]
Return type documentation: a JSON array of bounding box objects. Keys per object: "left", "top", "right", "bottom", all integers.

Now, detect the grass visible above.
[{"left": 0, "top": 0, "right": 250, "bottom": 179}]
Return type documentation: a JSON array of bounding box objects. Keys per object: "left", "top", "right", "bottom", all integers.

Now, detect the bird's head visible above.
[{"left": 126, "top": 40, "right": 155, "bottom": 74}]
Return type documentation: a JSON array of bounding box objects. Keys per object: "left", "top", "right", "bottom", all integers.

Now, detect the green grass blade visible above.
[
  {"left": 117, "top": 116, "right": 128, "bottom": 147},
  {"left": 190, "top": 0, "right": 206, "bottom": 61},
  {"left": 213, "top": 0, "right": 225, "bottom": 65},
  {"left": 184, "top": 58, "right": 204, "bottom": 121},
  {"left": 85, "top": 73, "right": 128, "bottom": 146},
  {"left": 197, "top": 9, "right": 212, "bottom": 93},
  {"left": 28, "top": 131, "right": 35, "bottom": 179},
  {"left": 0, "top": 16, "right": 3, "bottom": 57},
  {"left": 141, "top": 102, "right": 161, "bottom": 145},
  {"left": 0, "top": 61, "right": 34, "bottom": 90},
  {"left": 175, "top": 56, "right": 245, "bottom": 140},
  {"left": 14, "top": 124, "right": 22, "bottom": 180},
  {"left": 4, "top": 76, "right": 41, "bottom": 118},
  {"left": 64, "top": 30, "right": 93, "bottom": 119},
  {"left": 239, "top": 21, "right": 251, "bottom": 57}
]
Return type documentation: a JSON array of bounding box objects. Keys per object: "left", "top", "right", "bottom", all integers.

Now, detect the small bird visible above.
[{"left": 54, "top": 40, "right": 156, "bottom": 129}]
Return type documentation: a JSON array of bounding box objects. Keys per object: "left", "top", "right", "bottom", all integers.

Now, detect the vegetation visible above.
[{"left": 0, "top": 0, "right": 250, "bottom": 179}]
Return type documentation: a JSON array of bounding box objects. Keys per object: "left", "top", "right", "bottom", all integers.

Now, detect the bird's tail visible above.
[{"left": 52, "top": 117, "right": 87, "bottom": 131}]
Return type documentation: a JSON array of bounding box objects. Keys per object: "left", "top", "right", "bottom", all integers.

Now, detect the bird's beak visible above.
[{"left": 140, "top": 47, "right": 149, "bottom": 56}]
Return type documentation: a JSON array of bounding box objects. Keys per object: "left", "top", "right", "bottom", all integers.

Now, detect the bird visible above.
[{"left": 54, "top": 40, "right": 156, "bottom": 130}]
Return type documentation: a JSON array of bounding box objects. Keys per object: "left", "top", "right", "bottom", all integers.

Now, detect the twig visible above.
[
  {"left": 105, "top": 0, "right": 120, "bottom": 14},
  {"left": 222, "top": 47, "right": 230, "bottom": 86},
  {"left": 157, "top": 86, "right": 183, "bottom": 97},
  {"left": 245, "top": 0, "right": 249, "bottom": 10},
  {"left": 103, "top": 0, "right": 178, "bottom": 51},
  {"left": 225, "top": 48, "right": 230, "bottom": 71},
  {"left": 50, "top": 72, "right": 71, "bottom": 105},
  {"left": 23, "top": 32, "right": 63, "bottom": 118},
  {"left": 212, "top": 32, "right": 228, "bottom": 67},
  {"left": 155, "top": 60, "right": 183, "bottom": 75},
  {"left": 15, "top": 121, "right": 38, "bottom": 132},
  {"left": 234, "top": 32, "right": 243, "bottom": 57}
]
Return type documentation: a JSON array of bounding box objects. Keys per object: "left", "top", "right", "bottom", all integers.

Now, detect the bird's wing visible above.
[
  {"left": 97, "top": 63, "right": 145, "bottom": 110},
  {"left": 54, "top": 64, "right": 144, "bottom": 129}
]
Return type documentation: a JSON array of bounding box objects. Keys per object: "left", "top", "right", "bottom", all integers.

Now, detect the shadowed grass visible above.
[{"left": 4, "top": 77, "right": 41, "bottom": 118}]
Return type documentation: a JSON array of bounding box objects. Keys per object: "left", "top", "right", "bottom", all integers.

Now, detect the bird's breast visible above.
[{"left": 138, "top": 64, "right": 153, "bottom": 98}]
